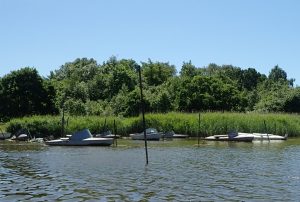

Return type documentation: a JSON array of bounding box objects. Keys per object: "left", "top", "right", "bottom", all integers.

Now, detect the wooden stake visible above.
[{"left": 138, "top": 66, "right": 148, "bottom": 165}]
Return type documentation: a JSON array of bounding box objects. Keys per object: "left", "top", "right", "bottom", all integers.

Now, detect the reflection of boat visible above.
[
  {"left": 204, "top": 132, "right": 254, "bottom": 142},
  {"left": 45, "top": 129, "right": 113, "bottom": 146},
  {"left": 94, "top": 130, "right": 120, "bottom": 139},
  {"left": 130, "top": 128, "right": 161, "bottom": 141},
  {"left": 238, "top": 132, "right": 288, "bottom": 141}
]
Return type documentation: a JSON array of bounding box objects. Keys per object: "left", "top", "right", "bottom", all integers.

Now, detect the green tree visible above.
[
  {"left": 254, "top": 81, "right": 291, "bottom": 112},
  {"left": 268, "top": 65, "right": 287, "bottom": 81},
  {"left": 283, "top": 88, "right": 300, "bottom": 112},
  {"left": 0, "top": 67, "right": 57, "bottom": 119},
  {"left": 241, "top": 68, "right": 265, "bottom": 91},
  {"left": 100, "top": 57, "right": 138, "bottom": 99},
  {"left": 180, "top": 61, "right": 197, "bottom": 78},
  {"left": 141, "top": 59, "right": 176, "bottom": 86},
  {"left": 50, "top": 58, "right": 98, "bottom": 82},
  {"left": 145, "top": 86, "right": 173, "bottom": 113}
]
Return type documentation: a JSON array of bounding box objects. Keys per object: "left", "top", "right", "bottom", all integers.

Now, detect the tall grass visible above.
[
  {"left": 0, "top": 122, "right": 7, "bottom": 132},
  {"left": 5, "top": 112, "right": 300, "bottom": 138}
]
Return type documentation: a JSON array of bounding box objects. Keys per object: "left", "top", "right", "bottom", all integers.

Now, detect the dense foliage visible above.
[
  {"left": 0, "top": 68, "right": 57, "bottom": 121},
  {"left": 1, "top": 57, "right": 299, "bottom": 121}
]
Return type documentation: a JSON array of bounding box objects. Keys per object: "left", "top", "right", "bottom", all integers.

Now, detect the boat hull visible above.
[
  {"left": 205, "top": 134, "right": 254, "bottom": 142},
  {"left": 45, "top": 138, "right": 113, "bottom": 146},
  {"left": 45, "top": 129, "right": 114, "bottom": 146},
  {"left": 130, "top": 128, "right": 161, "bottom": 141},
  {"left": 0, "top": 133, "right": 12, "bottom": 140},
  {"left": 238, "top": 133, "right": 288, "bottom": 141},
  {"left": 130, "top": 133, "right": 161, "bottom": 141}
]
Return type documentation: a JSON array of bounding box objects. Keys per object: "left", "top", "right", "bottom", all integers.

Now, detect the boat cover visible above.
[{"left": 70, "top": 129, "right": 92, "bottom": 141}]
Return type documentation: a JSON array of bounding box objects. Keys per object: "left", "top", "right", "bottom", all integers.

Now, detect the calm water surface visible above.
[{"left": 1, "top": 139, "right": 300, "bottom": 201}]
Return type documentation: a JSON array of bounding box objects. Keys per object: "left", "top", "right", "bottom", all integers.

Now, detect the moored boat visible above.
[
  {"left": 11, "top": 133, "right": 30, "bottom": 141},
  {"left": 161, "top": 131, "right": 175, "bottom": 139},
  {"left": 204, "top": 132, "right": 254, "bottom": 142},
  {"left": 160, "top": 131, "right": 188, "bottom": 139},
  {"left": 94, "top": 130, "right": 120, "bottom": 139},
  {"left": 130, "top": 128, "right": 161, "bottom": 141},
  {"left": 0, "top": 132, "right": 12, "bottom": 140},
  {"left": 45, "top": 129, "right": 113, "bottom": 146},
  {"left": 238, "top": 132, "right": 288, "bottom": 141}
]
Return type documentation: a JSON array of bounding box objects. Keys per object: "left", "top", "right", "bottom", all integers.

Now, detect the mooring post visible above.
[{"left": 138, "top": 65, "right": 149, "bottom": 165}]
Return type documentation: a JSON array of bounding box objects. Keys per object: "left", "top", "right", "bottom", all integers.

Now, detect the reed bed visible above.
[{"left": 5, "top": 112, "right": 300, "bottom": 138}]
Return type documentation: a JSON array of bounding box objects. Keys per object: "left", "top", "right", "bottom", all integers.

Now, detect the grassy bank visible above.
[{"left": 5, "top": 112, "right": 300, "bottom": 138}]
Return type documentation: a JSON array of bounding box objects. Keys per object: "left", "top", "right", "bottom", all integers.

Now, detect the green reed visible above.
[{"left": 5, "top": 112, "right": 300, "bottom": 138}]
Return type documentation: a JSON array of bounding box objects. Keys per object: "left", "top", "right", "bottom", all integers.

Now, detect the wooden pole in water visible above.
[
  {"left": 114, "top": 119, "right": 117, "bottom": 147},
  {"left": 138, "top": 65, "right": 149, "bottom": 165},
  {"left": 198, "top": 113, "right": 201, "bottom": 146}
]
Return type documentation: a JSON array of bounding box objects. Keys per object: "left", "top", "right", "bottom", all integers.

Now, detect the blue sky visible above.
[{"left": 1, "top": 0, "right": 299, "bottom": 84}]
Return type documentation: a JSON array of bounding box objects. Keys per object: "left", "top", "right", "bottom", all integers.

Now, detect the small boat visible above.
[
  {"left": 45, "top": 129, "right": 113, "bottom": 146},
  {"left": 158, "top": 131, "right": 189, "bottom": 139},
  {"left": 173, "top": 134, "right": 188, "bottom": 138},
  {"left": 130, "top": 128, "right": 161, "bottom": 141},
  {"left": 204, "top": 132, "right": 254, "bottom": 142},
  {"left": 0, "top": 132, "right": 12, "bottom": 140},
  {"left": 94, "top": 130, "right": 120, "bottom": 139},
  {"left": 10, "top": 133, "right": 32, "bottom": 141},
  {"left": 8, "top": 128, "right": 32, "bottom": 141},
  {"left": 238, "top": 132, "right": 288, "bottom": 141},
  {"left": 161, "top": 131, "right": 175, "bottom": 139}
]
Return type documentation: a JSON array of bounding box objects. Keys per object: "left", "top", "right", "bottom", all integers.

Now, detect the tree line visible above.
[{"left": 0, "top": 57, "right": 299, "bottom": 121}]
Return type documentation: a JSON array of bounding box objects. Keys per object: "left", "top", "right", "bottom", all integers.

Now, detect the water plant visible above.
[{"left": 5, "top": 112, "right": 300, "bottom": 138}]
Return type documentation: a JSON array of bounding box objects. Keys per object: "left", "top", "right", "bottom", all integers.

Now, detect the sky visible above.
[{"left": 0, "top": 0, "right": 299, "bottom": 84}]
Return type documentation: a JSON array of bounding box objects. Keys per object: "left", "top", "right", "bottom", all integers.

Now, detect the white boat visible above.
[
  {"left": 173, "top": 133, "right": 188, "bottom": 138},
  {"left": 204, "top": 132, "right": 254, "bottom": 142},
  {"left": 130, "top": 128, "right": 161, "bottom": 141},
  {"left": 238, "top": 132, "right": 288, "bottom": 141},
  {"left": 10, "top": 133, "right": 31, "bottom": 141},
  {"left": 45, "top": 129, "right": 113, "bottom": 146}
]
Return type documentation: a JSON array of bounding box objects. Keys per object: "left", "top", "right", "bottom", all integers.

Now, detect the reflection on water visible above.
[{"left": 1, "top": 139, "right": 300, "bottom": 201}]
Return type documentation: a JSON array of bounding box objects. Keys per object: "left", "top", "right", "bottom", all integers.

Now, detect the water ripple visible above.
[{"left": 1, "top": 140, "right": 300, "bottom": 201}]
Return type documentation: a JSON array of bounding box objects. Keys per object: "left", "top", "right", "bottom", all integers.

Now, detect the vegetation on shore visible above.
[
  {"left": 1, "top": 57, "right": 300, "bottom": 139},
  {"left": 6, "top": 112, "right": 300, "bottom": 138},
  {"left": 1, "top": 57, "right": 300, "bottom": 122}
]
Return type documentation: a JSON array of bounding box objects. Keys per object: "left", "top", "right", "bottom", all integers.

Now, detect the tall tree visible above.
[
  {"left": 268, "top": 65, "right": 287, "bottom": 81},
  {"left": 180, "top": 61, "right": 197, "bottom": 78},
  {"left": 241, "top": 68, "right": 265, "bottom": 91},
  {"left": 141, "top": 59, "right": 176, "bottom": 86},
  {"left": 0, "top": 67, "right": 57, "bottom": 119}
]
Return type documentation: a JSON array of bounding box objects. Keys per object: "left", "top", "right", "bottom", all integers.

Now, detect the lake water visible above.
[{"left": 1, "top": 139, "right": 300, "bottom": 201}]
